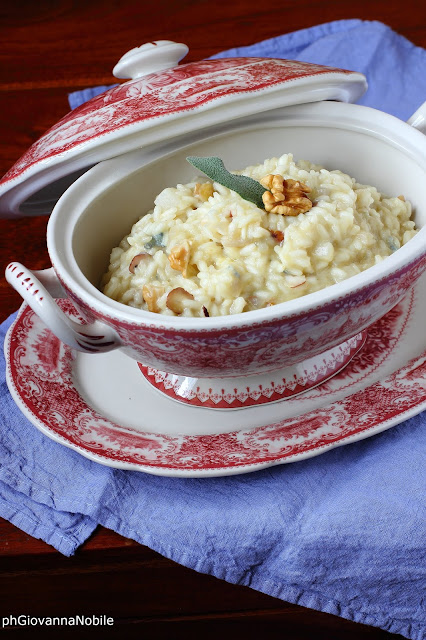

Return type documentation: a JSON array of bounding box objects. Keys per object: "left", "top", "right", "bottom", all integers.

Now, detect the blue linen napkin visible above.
[{"left": 3, "top": 20, "right": 426, "bottom": 639}]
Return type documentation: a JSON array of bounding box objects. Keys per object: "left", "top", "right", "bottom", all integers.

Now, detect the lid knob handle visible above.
[{"left": 113, "top": 40, "right": 189, "bottom": 80}]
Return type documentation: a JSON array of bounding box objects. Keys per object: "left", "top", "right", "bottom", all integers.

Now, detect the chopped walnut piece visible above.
[
  {"left": 166, "top": 287, "right": 194, "bottom": 314},
  {"left": 129, "top": 253, "right": 150, "bottom": 273},
  {"left": 397, "top": 195, "right": 406, "bottom": 201},
  {"left": 142, "top": 284, "right": 164, "bottom": 313},
  {"left": 194, "top": 182, "right": 214, "bottom": 201},
  {"left": 168, "top": 240, "right": 193, "bottom": 277},
  {"left": 269, "top": 229, "right": 284, "bottom": 243},
  {"left": 260, "top": 174, "right": 312, "bottom": 216}
]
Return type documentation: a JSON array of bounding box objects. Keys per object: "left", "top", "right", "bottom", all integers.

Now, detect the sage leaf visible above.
[{"left": 187, "top": 156, "right": 267, "bottom": 209}]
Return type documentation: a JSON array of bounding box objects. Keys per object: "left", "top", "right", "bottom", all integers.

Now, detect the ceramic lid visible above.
[{"left": 0, "top": 41, "right": 367, "bottom": 217}]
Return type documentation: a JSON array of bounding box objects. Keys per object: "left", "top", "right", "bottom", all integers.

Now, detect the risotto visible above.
[{"left": 101, "top": 153, "right": 417, "bottom": 317}]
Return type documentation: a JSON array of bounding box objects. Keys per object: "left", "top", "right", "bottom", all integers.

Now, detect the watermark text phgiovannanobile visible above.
[{"left": 2, "top": 615, "right": 114, "bottom": 627}]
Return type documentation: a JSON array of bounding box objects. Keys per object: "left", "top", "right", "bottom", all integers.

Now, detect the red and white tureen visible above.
[{"left": 3, "top": 40, "right": 426, "bottom": 397}]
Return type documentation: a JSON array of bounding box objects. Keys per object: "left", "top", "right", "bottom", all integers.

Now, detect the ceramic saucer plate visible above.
[{"left": 5, "top": 273, "right": 426, "bottom": 477}]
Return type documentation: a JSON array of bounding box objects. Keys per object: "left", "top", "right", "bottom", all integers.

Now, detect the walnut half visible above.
[
  {"left": 194, "top": 182, "right": 214, "bottom": 201},
  {"left": 261, "top": 174, "right": 312, "bottom": 216}
]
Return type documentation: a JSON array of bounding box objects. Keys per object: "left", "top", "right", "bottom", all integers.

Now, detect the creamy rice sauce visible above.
[{"left": 101, "top": 154, "right": 417, "bottom": 317}]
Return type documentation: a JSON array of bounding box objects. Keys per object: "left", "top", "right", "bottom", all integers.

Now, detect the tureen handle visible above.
[
  {"left": 5, "top": 263, "right": 121, "bottom": 354},
  {"left": 113, "top": 40, "right": 189, "bottom": 80},
  {"left": 407, "top": 101, "right": 426, "bottom": 135}
]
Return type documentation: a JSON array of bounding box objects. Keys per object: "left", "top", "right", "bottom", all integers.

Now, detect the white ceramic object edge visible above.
[{"left": 407, "top": 101, "right": 426, "bottom": 134}]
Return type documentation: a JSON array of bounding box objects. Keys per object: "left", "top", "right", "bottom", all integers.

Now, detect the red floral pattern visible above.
[
  {"left": 137, "top": 331, "right": 366, "bottom": 408},
  {"left": 32, "top": 328, "right": 60, "bottom": 372},
  {"left": 58, "top": 253, "right": 426, "bottom": 378},
  {"left": 305, "top": 292, "right": 414, "bottom": 396},
  {"left": 0, "top": 58, "right": 355, "bottom": 187},
  {"left": 5, "top": 295, "right": 426, "bottom": 476}
]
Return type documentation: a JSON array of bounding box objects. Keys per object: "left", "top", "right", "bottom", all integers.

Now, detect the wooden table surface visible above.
[{"left": 1, "top": 1, "right": 424, "bottom": 638}]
